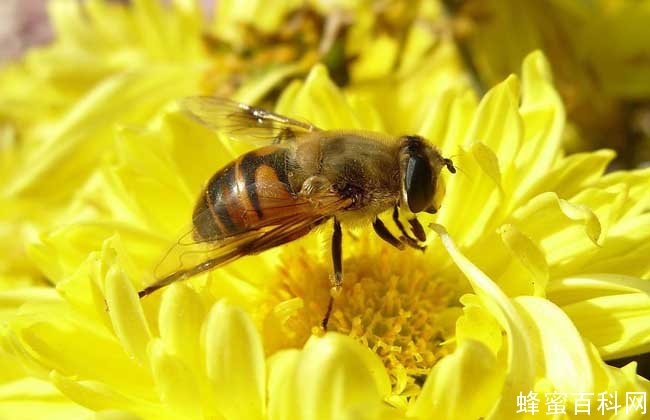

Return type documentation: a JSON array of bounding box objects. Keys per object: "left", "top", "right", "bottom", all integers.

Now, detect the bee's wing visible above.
[
  {"left": 140, "top": 189, "right": 351, "bottom": 297},
  {"left": 180, "top": 96, "right": 320, "bottom": 145}
]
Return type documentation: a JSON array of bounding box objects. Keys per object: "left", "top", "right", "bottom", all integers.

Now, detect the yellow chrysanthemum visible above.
[
  {"left": 0, "top": 0, "right": 366, "bottom": 289},
  {"left": 2, "top": 47, "right": 649, "bottom": 420},
  {"left": 443, "top": 0, "right": 650, "bottom": 163},
  {"left": 0, "top": 0, "right": 206, "bottom": 289}
]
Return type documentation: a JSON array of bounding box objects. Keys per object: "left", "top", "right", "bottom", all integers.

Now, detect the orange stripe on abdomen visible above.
[{"left": 193, "top": 146, "right": 298, "bottom": 241}]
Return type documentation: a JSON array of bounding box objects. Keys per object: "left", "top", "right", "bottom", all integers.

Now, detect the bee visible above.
[{"left": 139, "top": 97, "right": 455, "bottom": 329}]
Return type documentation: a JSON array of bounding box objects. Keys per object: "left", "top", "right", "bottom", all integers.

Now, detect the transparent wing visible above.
[
  {"left": 140, "top": 189, "right": 351, "bottom": 297},
  {"left": 180, "top": 96, "right": 320, "bottom": 145}
]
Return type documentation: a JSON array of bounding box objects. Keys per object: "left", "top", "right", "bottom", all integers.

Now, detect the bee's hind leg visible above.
[{"left": 322, "top": 218, "right": 343, "bottom": 331}]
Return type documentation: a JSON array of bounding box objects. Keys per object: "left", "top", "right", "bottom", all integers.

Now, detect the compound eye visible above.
[{"left": 405, "top": 155, "right": 434, "bottom": 213}]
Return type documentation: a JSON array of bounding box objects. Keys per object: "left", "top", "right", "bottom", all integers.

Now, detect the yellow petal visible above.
[
  {"left": 515, "top": 296, "right": 594, "bottom": 394},
  {"left": 514, "top": 51, "right": 564, "bottom": 201},
  {"left": 570, "top": 184, "right": 628, "bottom": 241},
  {"left": 520, "top": 149, "right": 616, "bottom": 202},
  {"left": 417, "top": 88, "right": 458, "bottom": 153},
  {"left": 104, "top": 264, "right": 152, "bottom": 365},
  {"left": 440, "top": 91, "right": 478, "bottom": 153},
  {"left": 0, "top": 287, "right": 60, "bottom": 320},
  {"left": 430, "top": 224, "right": 535, "bottom": 419},
  {"left": 596, "top": 167, "right": 650, "bottom": 220},
  {"left": 4, "top": 67, "right": 198, "bottom": 200},
  {"left": 497, "top": 224, "right": 549, "bottom": 296},
  {"left": 267, "top": 349, "right": 301, "bottom": 420},
  {"left": 0, "top": 378, "right": 93, "bottom": 420},
  {"left": 95, "top": 410, "right": 143, "bottom": 420},
  {"left": 553, "top": 213, "right": 650, "bottom": 279},
  {"left": 277, "top": 64, "right": 361, "bottom": 130},
  {"left": 235, "top": 63, "right": 307, "bottom": 105},
  {"left": 273, "top": 333, "right": 392, "bottom": 420},
  {"left": 409, "top": 340, "right": 503, "bottom": 420},
  {"left": 547, "top": 273, "right": 650, "bottom": 306},
  {"left": 148, "top": 338, "right": 202, "bottom": 420},
  {"left": 158, "top": 284, "right": 205, "bottom": 372},
  {"left": 436, "top": 146, "right": 501, "bottom": 244},
  {"left": 204, "top": 301, "right": 265, "bottom": 420},
  {"left": 113, "top": 126, "right": 194, "bottom": 236},
  {"left": 562, "top": 292, "right": 650, "bottom": 359},
  {"left": 164, "top": 110, "right": 236, "bottom": 193},
  {"left": 455, "top": 294, "right": 503, "bottom": 356},
  {"left": 51, "top": 371, "right": 158, "bottom": 417},
  {"left": 350, "top": 35, "right": 399, "bottom": 81},
  {"left": 212, "top": 0, "right": 301, "bottom": 43},
  {"left": 464, "top": 75, "right": 522, "bottom": 172},
  {"left": 9, "top": 311, "right": 152, "bottom": 398},
  {"left": 509, "top": 192, "right": 601, "bottom": 265}
]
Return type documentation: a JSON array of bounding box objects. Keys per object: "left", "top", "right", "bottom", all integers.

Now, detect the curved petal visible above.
[
  {"left": 509, "top": 192, "right": 601, "bottom": 265},
  {"left": 514, "top": 51, "right": 564, "bottom": 202},
  {"left": 562, "top": 293, "right": 650, "bottom": 359},
  {"left": 431, "top": 224, "right": 535, "bottom": 419},
  {"left": 276, "top": 64, "right": 362, "bottom": 130},
  {"left": 203, "top": 301, "right": 266, "bottom": 420},
  {"left": 51, "top": 371, "right": 159, "bottom": 417},
  {"left": 104, "top": 264, "right": 152, "bottom": 365},
  {"left": 455, "top": 294, "right": 503, "bottom": 356},
  {"left": 158, "top": 284, "right": 205, "bottom": 372},
  {"left": 0, "top": 378, "right": 93, "bottom": 420},
  {"left": 409, "top": 339, "right": 503, "bottom": 420},
  {"left": 268, "top": 333, "right": 393, "bottom": 420},
  {"left": 548, "top": 275, "right": 650, "bottom": 359},
  {"left": 267, "top": 349, "right": 301, "bottom": 420},
  {"left": 520, "top": 149, "right": 616, "bottom": 202},
  {"left": 497, "top": 223, "right": 549, "bottom": 297},
  {"left": 514, "top": 296, "right": 594, "bottom": 394},
  {"left": 148, "top": 338, "right": 202, "bottom": 420},
  {"left": 463, "top": 75, "right": 522, "bottom": 172},
  {"left": 547, "top": 273, "right": 650, "bottom": 306},
  {"left": 0, "top": 287, "right": 61, "bottom": 320}
]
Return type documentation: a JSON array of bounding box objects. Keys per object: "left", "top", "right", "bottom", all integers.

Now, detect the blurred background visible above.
[
  {"left": 3, "top": 0, "right": 649, "bottom": 169},
  {"left": 1, "top": 0, "right": 648, "bottom": 376}
]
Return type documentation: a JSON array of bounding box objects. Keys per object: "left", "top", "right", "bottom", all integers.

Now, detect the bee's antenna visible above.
[
  {"left": 443, "top": 152, "right": 470, "bottom": 179},
  {"left": 451, "top": 164, "right": 469, "bottom": 178},
  {"left": 443, "top": 158, "right": 456, "bottom": 174}
]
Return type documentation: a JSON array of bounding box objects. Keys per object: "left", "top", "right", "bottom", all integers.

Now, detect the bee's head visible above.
[{"left": 398, "top": 135, "right": 455, "bottom": 214}]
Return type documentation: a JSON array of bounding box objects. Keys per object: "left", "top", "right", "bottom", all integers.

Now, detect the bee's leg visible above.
[
  {"left": 408, "top": 217, "right": 427, "bottom": 242},
  {"left": 393, "top": 206, "right": 426, "bottom": 251},
  {"left": 372, "top": 218, "right": 405, "bottom": 250},
  {"left": 272, "top": 127, "right": 296, "bottom": 144},
  {"left": 322, "top": 218, "right": 343, "bottom": 330},
  {"left": 300, "top": 175, "right": 331, "bottom": 199},
  {"left": 332, "top": 218, "right": 343, "bottom": 289}
]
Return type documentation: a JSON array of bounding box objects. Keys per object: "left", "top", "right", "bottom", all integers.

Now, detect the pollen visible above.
[{"left": 258, "top": 235, "right": 464, "bottom": 396}]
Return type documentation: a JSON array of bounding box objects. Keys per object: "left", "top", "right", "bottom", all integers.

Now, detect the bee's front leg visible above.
[
  {"left": 393, "top": 206, "right": 427, "bottom": 251},
  {"left": 372, "top": 217, "right": 405, "bottom": 250},
  {"left": 322, "top": 218, "right": 342, "bottom": 331}
]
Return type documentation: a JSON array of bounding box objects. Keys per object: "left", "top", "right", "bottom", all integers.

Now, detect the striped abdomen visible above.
[{"left": 192, "top": 146, "right": 296, "bottom": 241}]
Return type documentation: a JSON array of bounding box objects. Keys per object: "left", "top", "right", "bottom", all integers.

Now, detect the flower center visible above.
[{"left": 257, "top": 236, "right": 463, "bottom": 397}]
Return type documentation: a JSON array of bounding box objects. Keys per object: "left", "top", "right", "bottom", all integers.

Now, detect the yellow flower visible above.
[
  {"left": 0, "top": 0, "right": 206, "bottom": 289},
  {"left": 0, "top": 0, "right": 346, "bottom": 288},
  {"left": 443, "top": 0, "right": 650, "bottom": 162},
  {"left": 2, "top": 49, "right": 649, "bottom": 419}
]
